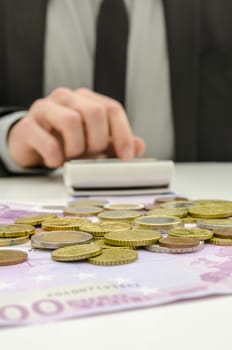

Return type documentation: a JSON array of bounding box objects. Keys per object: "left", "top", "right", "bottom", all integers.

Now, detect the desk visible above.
[{"left": 1, "top": 163, "right": 232, "bottom": 350}]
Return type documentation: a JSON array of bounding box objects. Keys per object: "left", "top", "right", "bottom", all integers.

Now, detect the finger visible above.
[
  {"left": 78, "top": 88, "right": 135, "bottom": 159},
  {"left": 133, "top": 136, "right": 145, "bottom": 157},
  {"left": 51, "top": 88, "right": 110, "bottom": 154},
  {"left": 9, "top": 117, "right": 64, "bottom": 168},
  {"left": 31, "top": 99, "right": 86, "bottom": 159}
]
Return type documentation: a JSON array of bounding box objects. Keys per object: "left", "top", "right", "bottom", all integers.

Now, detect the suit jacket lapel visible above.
[
  {"left": 163, "top": 0, "right": 200, "bottom": 161},
  {"left": 4, "top": 0, "right": 47, "bottom": 108}
]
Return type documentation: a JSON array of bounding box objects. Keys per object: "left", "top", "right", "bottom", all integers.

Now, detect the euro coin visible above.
[
  {"left": 182, "top": 216, "right": 198, "bottom": 224},
  {"left": 68, "top": 199, "right": 109, "bottom": 207},
  {"left": 146, "top": 208, "right": 188, "bottom": 218},
  {"left": 31, "top": 231, "right": 93, "bottom": 249},
  {"left": 42, "top": 217, "right": 91, "bottom": 231},
  {"left": 209, "top": 237, "right": 232, "bottom": 246},
  {"left": 194, "top": 199, "right": 232, "bottom": 207},
  {"left": 0, "top": 235, "right": 29, "bottom": 247},
  {"left": 52, "top": 244, "right": 102, "bottom": 262},
  {"left": 15, "top": 213, "right": 57, "bottom": 226},
  {"left": 98, "top": 210, "right": 141, "bottom": 222},
  {"left": 161, "top": 201, "right": 196, "bottom": 209},
  {"left": 213, "top": 228, "right": 232, "bottom": 239},
  {"left": 159, "top": 237, "right": 200, "bottom": 249},
  {"left": 0, "top": 250, "right": 28, "bottom": 266},
  {"left": 104, "top": 229, "right": 161, "bottom": 247},
  {"left": 134, "top": 215, "right": 182, "bottom": 231},
  {"left": 145, "top": 241, "right": 204, "bottom": 254},
  {"left": 189, "top": 205, "right": 232, "bottom": 219},
  {"left": 103, "top": 203, "right": 144, "bottom": 210},
  {"left": 88, "top": 248, "right": 137, "bottom": 266},
  {"left": 155, "top": 196, "right": 188, "bottom": 204},
  {"left": 94, "top": 240, "right": 134, "bottom": 250},
  {"left": 0, "top": 224, "right": 35, "bottom": 238},
  {"left": 197, "top": 219, "right": 232, "bottom": 230},
  {"left": 63, "top": 206, "right": 103, "bottom": 216},
  {"left": 79, "top": 221, "right": 131, "bottom": 237},
  {"left": 168, "top": 227, "right": 213, "bottom": 241}
]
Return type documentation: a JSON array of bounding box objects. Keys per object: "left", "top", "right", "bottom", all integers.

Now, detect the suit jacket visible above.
[{"left": 0, "top": 0, "right": 232, "bottom": 176}]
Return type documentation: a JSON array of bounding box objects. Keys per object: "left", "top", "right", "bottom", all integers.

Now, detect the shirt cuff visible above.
[{"left": 0, "top": 111, "right": 49, "bottom": 174}]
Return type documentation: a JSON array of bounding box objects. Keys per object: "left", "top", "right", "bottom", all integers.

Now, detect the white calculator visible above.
[{"left": 63, "top": 158, "right": 174, "bottom": 195}]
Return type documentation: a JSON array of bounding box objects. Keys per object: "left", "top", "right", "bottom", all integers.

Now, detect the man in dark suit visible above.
[{"left": 0, "top": 0, "right": 232, "bottom": 176}]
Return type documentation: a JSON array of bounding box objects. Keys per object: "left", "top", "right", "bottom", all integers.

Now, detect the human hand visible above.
[{"left": 7, "top": 88, "right": 145, "bottom": 168}]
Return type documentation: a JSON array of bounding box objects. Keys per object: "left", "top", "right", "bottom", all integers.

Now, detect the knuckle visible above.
[
  {"left": 91, "top": 104, "right": 106, "bottom": 119},
  {"left": 76, "top": 87, "right": 91, "bottom": 95},
  {"left": 107, "top": 100, "right": 123, "bottom": 114},
  {"left": 30, "top": 98, "right": 46, "bottom": 112},
  {"left": 51, "top": 87, "right": 72, "bottom": 101},
  {"left": 64, "top": 112, "right": 82, "bottom": 128}
]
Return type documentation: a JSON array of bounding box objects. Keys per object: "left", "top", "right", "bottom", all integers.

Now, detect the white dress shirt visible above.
[{"left": 0, "top": 0, "right": 174, "bottom": 172}]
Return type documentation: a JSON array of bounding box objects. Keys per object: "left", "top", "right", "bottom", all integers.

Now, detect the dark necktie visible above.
[{"left": 94, "top": 0, "right": 129, "bottom": 106}]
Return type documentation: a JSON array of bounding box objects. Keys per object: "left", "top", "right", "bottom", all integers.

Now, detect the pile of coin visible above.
[{"left": 1, "top": 197, "right": 232, "bottom": 266}]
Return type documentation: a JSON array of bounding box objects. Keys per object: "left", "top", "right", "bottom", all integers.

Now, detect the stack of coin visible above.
[
  {"left": 188, "top": 204, "right": 232, "bottom": 219},
  {"left": 0, "top": 224, "right": 34, "bottom": 247},
  {"left": 145, "top": 237, "right": 204, "bottom": 254},
  {"left": 209, "top": 227, "right": 232, "bottom": 246},
  {"left": 168, "top": 227, "right": 213, "bottom": 241},
  {"left": 104, "top": 229, "right": 162, "bottom": 248},
  {"left": 15, "top": 213, "right": 57, "bottom": 227}
]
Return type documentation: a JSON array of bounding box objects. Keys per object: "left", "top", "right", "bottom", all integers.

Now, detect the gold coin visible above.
[
  {"left": 209, "top": 237, "right": 232, "bottom": 246},
  {"left": 194, "top": 199, "right": 232, "bottom": 207},
  {"left": 103, "top": 203, "right": 144, "bottom": 210},
  {"left": 134, "top": 215, "right": 182, "bottom": 231},
  {"left": 146, "top": 208, "right": 188, "bottom": 218},
  {"left": 31, "top": 230, "right": 93, "bottom": 249},
  {"left": 182, "top": 216, "right": 198, "bottom": 224},
  {"left": 15, "top": 213, "right": 57, "bottom": 226},
  {"left": 168, "top": 228, "right": 213, "bottom": 241},
  {"left": 88, "top": 248, "right": 137, "bottom": 266},
  {"left": 0, "top": 224, "right": 35, "bottom": 238},
  {"left": 63, "top": 206, "right": 103, "bottom": 216},
  {"left": 52, "top": 243, "right": 102, "bottom": 262},
  {"left": 98, "top": 210, "right": 141, "bottom": 222},
  {"left": 197, "top": 218, "right": 232, "bottom": 229},
  {"left": 0, "top": 250, "right": 28, "bottom": 266},
  {"left": 68, "top": 199, "right": 109, "bottom": 207},
  {"left": 161, "top": 201, "right": 196, "bottom": 209},
  {"left": 0, "top": 235, "right": 29, "bottom": 247},
  {"left": 213, "top": 228, "right": 232, "bottom": 239},
  {"left": 104, "top": 229, "right": 162, "bottom": 247},
  {"left": 42, "top": 217, "right": 91, "bottom": 231},
  {"left": 159, "top": 237, "right": 200, "bottom": 249},
  {"left": 79, "top": 221, "right": 131, "bottom": 237},
  {"left": 93, "top": 240, "right": 134, "bottom": 250},
  {"left": 189, "top": 205, "right": 232, "bottom": 219},
  {"left": 155, "top": 196, "right": 189, "bottom": 204}
]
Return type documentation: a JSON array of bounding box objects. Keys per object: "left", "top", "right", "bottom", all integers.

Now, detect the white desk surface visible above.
[{"left": 1, "top": 163, "right": 232, "bottom": 350}]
